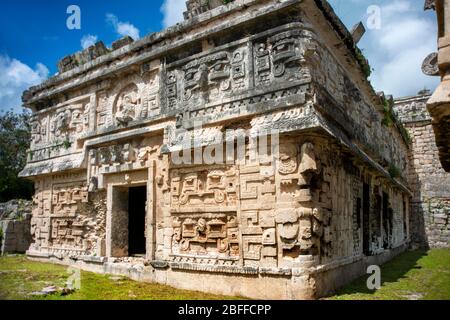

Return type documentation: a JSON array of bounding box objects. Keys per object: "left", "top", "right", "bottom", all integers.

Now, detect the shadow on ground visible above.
[{"left": 331, "top": 249, "right": 428, "bottom": 297}]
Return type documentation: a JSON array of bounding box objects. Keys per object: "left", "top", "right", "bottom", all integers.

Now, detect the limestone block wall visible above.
[
  {"left": 0, "top": 220, "right": 31, "bottom": 254},
  {"left": 0, "top": 200, "right": 32, "bottom": 255},
  {"left": 394, "top": 94, "right": 450, "bottom": 248}
]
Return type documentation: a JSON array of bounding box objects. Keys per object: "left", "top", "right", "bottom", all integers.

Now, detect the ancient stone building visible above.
[
  {"left": 20, "top": 0, "right": 414, "bottom": 299},
  {"left": 394, "top": 93, "right": 450, "bottom": 248}
]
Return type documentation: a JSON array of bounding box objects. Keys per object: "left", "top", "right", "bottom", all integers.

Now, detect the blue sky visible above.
[{"left": 0, "top": 0, "right": 440, "bottom": 113}]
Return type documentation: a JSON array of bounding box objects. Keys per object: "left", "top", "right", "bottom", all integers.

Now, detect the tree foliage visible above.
[{"left": 0, "top": 111, "right": 34, "bottom": 202}]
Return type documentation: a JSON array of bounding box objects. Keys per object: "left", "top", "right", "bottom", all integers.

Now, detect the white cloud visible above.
[
  {"left": 382, "top": 0, "right": 413, "bottom": 17},
  {"left": 378, "top": 18, "right": 429, "bottom": 52},
  {"left": 0, "top": 54, "right": 49, "bottom": 113},
  {"left": 329, "top": 0, "right": 439, "bottom": 97},
  {"left": 106, "top": 13, "right": 140, "bottom": 40},
  {"left": 364, "top": 0, "right": 439, "bottom": 97},
  {"left": 80, "top": 34, "right": 98, "bottom": 49},
  {"left": 161, "top": 0, "right": 186, "bottom": 28}
]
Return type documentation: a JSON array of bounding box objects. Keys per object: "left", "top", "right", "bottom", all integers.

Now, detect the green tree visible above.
[{"left": 0, "top": 111, "right": 34, "bottom": 202}]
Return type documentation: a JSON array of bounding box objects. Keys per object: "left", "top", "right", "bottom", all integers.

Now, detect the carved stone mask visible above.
[
  {"left": 278, "top": 144, "right": 298, "bottom": 175},
  {"left": 197, "top": 218, "right": 207, "bottom": 234},
  {"left": 299, "top": 143, "right": 317, "bottom": 175}
]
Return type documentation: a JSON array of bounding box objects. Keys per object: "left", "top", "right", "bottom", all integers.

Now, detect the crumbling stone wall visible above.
[
  {"left": 394, "top": 94, "right": 450, "bottom": 248},
  {"left": 0, "top": 200, "right": 32, "bottom": 255},
  {"left": 29, "top": 173, "right": 107, "bottom": 257}
]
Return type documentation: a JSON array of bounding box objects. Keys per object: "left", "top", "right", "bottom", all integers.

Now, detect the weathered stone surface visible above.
[
  {"left": 183, "top": 0, "right": 225, "bottom": 20},
  {"left": 422, "top": 52, "right": 439, "bottom": 76},
  {"left": 0, "top": 199, "right": 31, "bottom": 220},
  {"left": 19, "top": 0, "right": 420, "bottom": 299},
  {"left": 0, "top": 200, "right": 32, "bottom": 255},
  {"left": 57, "top": 41, "right": 109, "bottom": 73},
  {"left": 112, "top": 36, "right": 134, "bottom": 50},
  {"left": 394, "top": 94, "right": 450, "bottom": 248}
]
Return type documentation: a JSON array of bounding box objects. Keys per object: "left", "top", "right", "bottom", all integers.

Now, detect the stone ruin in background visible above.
[{"left": 0, "top": 200, "right": 32, "bottom": 255}]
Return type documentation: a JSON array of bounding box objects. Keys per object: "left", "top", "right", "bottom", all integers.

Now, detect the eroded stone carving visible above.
[
  {"left": 422, "top": 52, "right": 439, "bottom": 76},
  {"left": 171, "top": 215, "right": 239, "bottom": 256},
  {"left": 278, "top": 144, "right": 298, "bottom": 175},
  {"left": 28, "top": 174, "right": 106, "bottom": 256},
  {"left": 165, "top": 46, "right": 248, "bottom": 111},
  {"left": 114, "top": 84, "right": 140, "bottom": 125},
  {"left": 254, "top": 29, "right": 312, "bottom": 86},
  {"left": 52, "top": 181, "right": 89, "bottom": 216}
]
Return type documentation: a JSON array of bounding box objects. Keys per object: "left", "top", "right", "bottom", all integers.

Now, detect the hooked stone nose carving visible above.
[{"left": 299, "top": 142, "right": 317, "bottom": 175}]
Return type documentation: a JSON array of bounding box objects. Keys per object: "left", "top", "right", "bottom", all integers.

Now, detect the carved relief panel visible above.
[
  {"left": 29, "top": 173, "right": 105, "bottom": 255},
  {"left": 238, "top": 152, "right": 278, "bottom": 267},
  {"left": 30, "top": 114, "right": 49, "bottom": 148},
  {"left": 164, "top": 45, "right": 249, "bottom": 111},
  {"left": 51, "top": 217, "right": 86, "bottom": 249},
  {"left": 169, "top": 166, "right": 240, "bottom": 260},
  {"left": 30, "top": 216, "right": 51, "bottom": 251},
  {"left": 171, "top": 214, "right": 239, "bottom": 257},
  {"left": 112, "top": 71, "right": 160, "bottom": 126},
  {"left": 96, "top": 66, "right": 160, "bottom": 130},
  {"left": 49, "top": 100, "right": 91, "bottom": 139},
  {"left": 51, "top": 181, "right": 88, "bottom": 216},
  {"left": 29, "top": 98, "right": 91, "bottom": 162},
  {"left": 30, "top": 179, "right": 52, "bottom": 251},
  {"left": 274, "top": 139, "right": 333, "bottom": 267},
  {"left": 170, "top": 166, "right": 238, "bottom": 212},
  {"left": 89, "top": 138, "right": 160, "bottom": 168},
  {"left": 253, "top": 28, "right": 314, "bottom": 87},
  {"left": 96, "top": 91, "right": 109, "bottom": 129},
  {"left": 310, "top": 35, "right": 408, "bottom": 175}
]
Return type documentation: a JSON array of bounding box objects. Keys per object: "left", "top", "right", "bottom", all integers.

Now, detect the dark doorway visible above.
[
  {"left": 382, "top": 192, "right": 392, "bottom": 249},
  {"left": 362, "top": 183, "right": 371, "bottom": 255},
  {"left": 128, "top": 186, "right": 147, "bottom": 256}
]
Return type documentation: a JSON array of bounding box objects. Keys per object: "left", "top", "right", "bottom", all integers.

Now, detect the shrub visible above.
[{"left": 388, "top": 164, "right": 401, "bottom": 179}]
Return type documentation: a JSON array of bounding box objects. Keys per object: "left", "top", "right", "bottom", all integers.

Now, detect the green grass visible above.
[
  {"left": 0, "top": 255, "right": 242, "bottom": 300},
  {"left": 1, "top": 249, "right": 449, "bottom": 300},
  {"left": 328, "top": 249, "right": 450, "bottom": 300}
]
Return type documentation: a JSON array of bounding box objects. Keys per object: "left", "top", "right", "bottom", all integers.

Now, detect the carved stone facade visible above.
[{"left": 21, "top": 0, "right": 417, "bottom": 299}]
